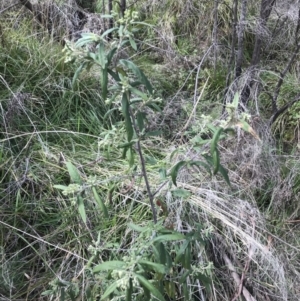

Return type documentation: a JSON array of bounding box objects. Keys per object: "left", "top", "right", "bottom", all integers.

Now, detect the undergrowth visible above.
[{"left": 1, "top": 1, "right": 300, "bottom": 301}]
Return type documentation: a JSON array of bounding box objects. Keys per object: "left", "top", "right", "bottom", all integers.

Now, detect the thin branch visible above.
[
  {"left": 269, "top": 92, "right": 300, "bottom": 125},
  {"left": 128, "top": 106, "right": 157, "bottom": 224}
]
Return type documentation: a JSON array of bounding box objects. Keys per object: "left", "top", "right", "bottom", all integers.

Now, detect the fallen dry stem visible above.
[{"left": 222, "top": 252, "right": 257, "bottom": 301}]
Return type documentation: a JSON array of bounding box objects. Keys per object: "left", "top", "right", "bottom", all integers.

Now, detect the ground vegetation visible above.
[{"left": 1, "top": 0, "right": 300, "bottom": 300}]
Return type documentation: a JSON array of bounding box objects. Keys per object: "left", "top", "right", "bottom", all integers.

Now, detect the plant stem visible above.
[{"left": 128, "top": 106, "right": 157, "bottom": 224}]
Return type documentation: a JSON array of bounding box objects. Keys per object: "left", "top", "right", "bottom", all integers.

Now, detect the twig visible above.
[{"left": 222, "top": 253, "right": 257, "bottom": 301}]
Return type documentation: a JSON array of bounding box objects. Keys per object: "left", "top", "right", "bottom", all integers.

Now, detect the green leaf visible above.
[
  {"left": 120, "top": 60, "right": 153, "bottom": 94},
  {"left": 125, "top": 278, "right": 133, "bottom": 301},
  {"left": 175, "top": 240, "right": 190, "bottom": 264},
  {"left": 218, "top": 163, "right": 231, "bottom": 186},
  {"left": 210, "top": 127, "right": 223, "bottom": 156},
  {"left": 138, "top": 260, "right": 166, "bottom": 273},
  {"left": 103, "top": 108, "right": 118, "bottom": 120},
  {"left": 75, "top": 33, "right": 101, "bottom": 47},
  {"left": 179, "top": 269, "right": 191, "bottom": 284},
  {"left": 129, "top": 86, "right": 148, "bottom": 100},
  {"left": 232, "top": 92, "right": 239, "bottom": 109},
  {"left": 92, "top": 187, "right": 109, "bottom": 218},
  {"left": 101, "top": 281, "right": 119, "bottom": 300},
  {"left": 129, "top": 36, "right": 137, "bottom": 50},
  {"left": 152, "top": 233, "right": 185, "bottom": 243},
  {"left": 158, "top": 168, "right": 167, "bottom": 180},
  {"left": 189, "top": 160, "right": 212, "bottom": 176},
  {"left": 164, "top": 281, "right": 175, "bottom": 299},
  {"left": 93, "top": 261, "right": 127, "bottom": 273},
  {"left": 77, "top": 196, "right": 86, "bottom": 224},
  {"left": 212, "top": 148, "right": 220, "bottom": 175},
  {"left": 53, "top": 185, "right": 68, "bottom": 190},
  {"left": 183, "top": 242, "right": 191, "bottom": 269},
  {"left": 153, "top": 242, "right": 166, "bottom": 264},
  {"left": 66, "top": 162, "right": 82, "bottom": 184},
  {"left": 127, "top": 147, "right": 135, "bottom": 167},
  {"left": 146, "top": 101, "right": 162, "bottom": 112},
  {"left": 118, "top": 140, "right": 137, "bottom": 149},
  {"left": 100, "top": 27, "right": 118, "bottom": 39},
  {"left": 128, "top": 223, "right": 147, "bottom": 232},
  {"left": 194, "top": 272, "right": 212, "bottom": 291},
  {"left": 169, "top": 161, "right": 186, "bottom": 186},
  {"left": 101, "top": 68, "right": 108, "bottom": 100},
  {"left": 107, "top": 47, "right": 118, "bottom": 65},
  {"left": 134, "top": 274, "right": 166, "bottom": 301},
  {"left": 107, "top": 68, "right": 120, "bottom": 82},
  {"left": 72, "top": 62, "right": 87, "bottom": 89},
  {"left": 122, "top": 94, "right": 134, "bottom": 142},
  {"left": 136, "top": 111, "right": 146, "bottom": 132}
]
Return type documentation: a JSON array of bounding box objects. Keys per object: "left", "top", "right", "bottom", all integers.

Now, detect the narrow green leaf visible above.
[
  {"left": 175, "top": 240, "right": 190, "bottom": 264},
  {"left": 194, "top": 272, "right": 212, "bottom": 290},
  {"left": 60, "top": 287, "right": 65, "bottom": 301},
  {"left": 100, "top": 281, "right": 119, "bottom": 300},
  {"left": 152, "top": 233, "right": 185, "bottom": 243},
  {"left": 169, "top": 161, "right": 186, "bottom": 186},
  {"left": 183, "top": 242, "right": 191, "bottom": 269},
  {"left": 122, "top": 94, "right": 134, "bottom": 142},
  {"left": 218, "top": 164, "right": 231, "bottom": 186},
  {"left": 72, "top": 62, "right": 87, "bottom": 89},
  {"left": 135, "top": 274, "right": 166, "bottom": 301},
  {"left": 101, "top": 68, "right": 108, "bottom": 100},
  {"left": 164, "top": 281, "right": 175, "bottom": 299},
  {"left": 103, "top": 108, "right": 118, "bottom": 120},
  {"left": 136, "top": 111, "right": 146, "bottom": 132},
  {"left": 129, "top": 86, "right": 148, "bottom": 100},
  {"left": 158, "top": 168, "right": 167, "bottom": 180},
  {"left": 107, "top": 47, "right": 118, "bottom": 65},
  {"left": 93, "top": 261, "right": 127, "bottom": 273},
  {"left": 120, "top": 60, "right": 153, "bottom": 94},
  {"left": 137, "top": 260, "right": 166, "bottom": 274},
  {"left": 183, "top": 282, "right": 190, "bottom": 300},
  {"left": 118, "top": 140, "right": 137, "bottom": 148},
  {"left": 129, "top": 36, "right": 137, "bottom": 50},
  {"left": 77, "top": 196, "right": 86, "bottom": 224},
  {"left": 232, "top": 92, "right": 239, "bottom": 109},
  {"left": 212, "top": 149, "right": 220, "bottom": 175},
  {"left": 210, "top": 127, "right": 223, "bottom": 156},
  {"left": 53, "top": 185, "right": 68, "bottom": 190},
  {"left": 92, "top": 187, "right": 108, "bottom": 218},
  {"left": 146, "top": 102, "right": 162, "bottom": 112},
  {"left": 100, "top": 27, "right": 118, "bottom": 39},
  {"left": 127, "top": 147, "right": 135, "bottom": 167},
  {"left": 179, "top": 269, "right": 191, "bottom": 284},
  {"left": 154, "top": 242, "right": 166, "bottom": 264},
  {"left": 125, "top": 278, "right": 133, "bottom": 301},
  {"left": 66, "top": 162, "right": 82, "bottom": 184},
  {"left": 107, "top": 68, "right": 120, "bottom": 81},
  {"left": 128, "top": 223, "right": 147, "bottom": 232}
]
